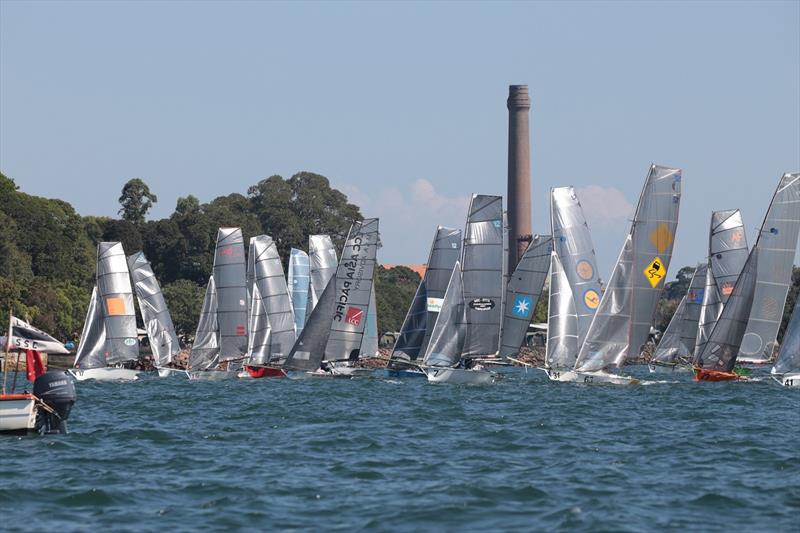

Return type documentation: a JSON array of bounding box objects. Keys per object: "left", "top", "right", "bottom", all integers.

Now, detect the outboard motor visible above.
[{"left": 33, "top": 371, "right": 76, "bottom": 434}]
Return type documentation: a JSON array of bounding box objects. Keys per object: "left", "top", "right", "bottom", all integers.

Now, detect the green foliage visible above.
[
  {"left": 533, "top": 288, "right": 548, "bottom": 324},
  {"left": 374, "top": 265, "right": 420, "bottom": 336},
  {"left": 118, "top": 178, "right": 158, "bottom": 224},
  {"left": 162, "top": 279, "right": 206, "bottom": 337}
]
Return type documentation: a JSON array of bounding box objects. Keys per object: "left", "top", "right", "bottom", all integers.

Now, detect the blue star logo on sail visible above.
[{"left": 513, "top": 295, "right": 533, "bottom": 318}]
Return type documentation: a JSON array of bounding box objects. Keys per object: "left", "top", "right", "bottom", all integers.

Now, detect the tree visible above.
[
  {"left": 118, "top": 178, "right": 157, "bottom": 224},
  {"left": 374, "top": 265, "right": 420, "bottom": 336},
  {"left": 162, "top": 279, "right": 206, "bottom": 337}
]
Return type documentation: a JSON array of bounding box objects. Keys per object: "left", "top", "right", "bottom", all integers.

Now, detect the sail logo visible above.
[
  {"left": 236, "top": 324, "right": 246, "bottom": 336},
  {"left": 427, "top": 297, "right": 444, "bottom": 312},
  {"left": 576, "top": 260, "right": 594, "bottom": 281},
  {"left": 583, "top": 290, "right": 600, "bottom": 309},
  {"left": 345, "top": 307, "right": 363, "bottom": 326},
  {"left": 512, "top": 295, "right": 532, "bottom": 318},
  {"left": 649, "top": 224, "right": 674, "bottom": 254},
  {"left": 687, "top": 288, "right": 705, "bottom": 304},
  {"left": 719, "top": 281, "right": 735, "bottom": 297},
  {"left": 218, "top": 246, "right": 242, "bottom": 258},
  {"left": 106, "top": 297, "right": 127, "bottom": 316},
  {"left": 644, "top": 257, "right": 666, "bottom": 288},
  {"left": 469, "top": 298, "right": 495, "bottom": 311}
]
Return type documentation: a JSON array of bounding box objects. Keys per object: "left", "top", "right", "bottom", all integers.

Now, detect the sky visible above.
[{"left": 1, "top": 1, "right": 798, "bottom": 280}]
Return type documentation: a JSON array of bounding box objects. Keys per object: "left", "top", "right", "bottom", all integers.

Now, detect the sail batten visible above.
[{"left": 545, "top": 252, "right": 580, "bottom": 370}]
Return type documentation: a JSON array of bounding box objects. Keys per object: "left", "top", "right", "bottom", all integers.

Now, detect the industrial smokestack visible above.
[{"left": 507, "top": 84, "right": 532, "bottom": 271}]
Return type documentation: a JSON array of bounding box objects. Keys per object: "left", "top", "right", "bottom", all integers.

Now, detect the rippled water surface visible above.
[{"left": 1, "top": 367, "right": 798, "bottom": 532}]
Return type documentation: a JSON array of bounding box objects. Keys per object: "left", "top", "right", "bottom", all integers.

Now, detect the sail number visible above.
[
  {"left": 786, "top": 379, "right": 794, "bottom": 387},
  {"left": 583, "top": 376, "right": 594, "bottom": 383}
]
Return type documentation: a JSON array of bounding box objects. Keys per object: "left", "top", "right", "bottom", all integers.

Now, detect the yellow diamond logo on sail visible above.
[
  {"left": 649, "top": 223, "right": 674, "bottom": 254},
  {"left": 644, "top": 257, "right": 666, "bottom": 288}
]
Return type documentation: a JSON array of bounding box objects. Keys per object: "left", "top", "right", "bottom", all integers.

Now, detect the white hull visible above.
[
  {"left": 424, "top": 367, "right": 496, "bottom": 385},
  {"left": 546, "top": 368, "right": 640, "bottom": 385},
  {"left": 775, "top": 372, "right": 800, "bottom": 387},
  {"left": 69, "top": 367, "right": 140, "bottom": 381},
  {"left": 156, "top": 367, "right": 185, "bottom": 378},
  {"left": 648, "top": 363, "right": 691, "bottom": 374},
  {"left": 0, "top": 396, "right": 37, "bottom": 433},
  {"left": 286, "top": 370, "right": 352, "bottom": 380},
  {"left": 186, "top": 370, "right": 238, "bottom": 381}
]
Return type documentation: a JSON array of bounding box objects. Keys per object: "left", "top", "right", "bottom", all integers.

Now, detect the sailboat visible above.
[
  {"left": 544, "top": 251, "right": 579, "bottom": 375},
  {"left": 288, "top": 248, "right": 310, "bottom": 336},
  {"left": 242, "top": 235, "right": 295, "bottom": 378},
  {"left": 387, "top": 226, "right": 461, "bottom": 377},
  {"left": 771, "top": 298, "right": 800, "bottom": 387},
  {"left": 127, "top": 252, "right": 182, "bottom": 377},
  {"left": 282, "top": 219, "right": 380, "bottom": 378},
  {"left": 362, "top": 287, "right": 380, "bottom": 358},
  {"left": 694, "top": 209, "right": 749, "bottom": 357},
  {"left": 547, "top": 164, "right": 683, "bottom": 384},
  {"left": 187, "top": 228, "right": 249, "bottom": 380},
  {"left": 737, "top": 172, "right": 800, "bottom": 364},
  {"left": 649, "top": 264, "right": 706, "bottom": 372},
  {"left": 694, "top": 172, "right": 800, "bottom": 380},
  {"left": 420, "top": 195, "right": 503, "bottom": 384},
  {"left": 498, "top": 234, "right": 552, "bottom": 359},
  {"left": 71, "top": 242, "right": 141, "bottom": 381}
]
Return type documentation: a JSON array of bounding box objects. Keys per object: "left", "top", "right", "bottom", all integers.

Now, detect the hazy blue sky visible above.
[{"left": 2, "top": 1, "right": 798, "bottom": 278}]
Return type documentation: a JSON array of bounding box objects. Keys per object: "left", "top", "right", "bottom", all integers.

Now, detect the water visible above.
[{"left": 1, "top": 367, "right": 798, "bottom": 532}]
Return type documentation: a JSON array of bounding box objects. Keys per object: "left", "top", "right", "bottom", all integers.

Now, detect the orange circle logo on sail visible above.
[
  {"left": 576, "top": 260, "right": 594, "bottom": 281},
  {"left": 584, "top": 290, "right": 600, "bottom": 309}
]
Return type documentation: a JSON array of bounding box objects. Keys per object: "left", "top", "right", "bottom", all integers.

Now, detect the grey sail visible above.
[
  {"left": 460, "top": 195, "right": 504, "bottom": 357},
  {"left": 422, "top": 261, "right": 466, "bottom": 367},
  {"left": 545, "top": 252, "right": 580, "bottom": 370},
  {"left": 390, "top": 226, "right": 462, "bottom": 362},
  {"left": 708, "top": 209, "right": 750, "bottom": 304},
  {"left": 75, "top": 242, "right": 139, "bottom": 368},
  {"left": 74, "top": 287, "right": 106, "bottom": 368},
  {"left": 653, "top": 264, "right": 706, "bottom": 364},
  {"left": 283, "top": 274, "right": 336, "bottom": 372},
  {"left": 246, "top": 282, "right": 272, "bottom": 366},
  {"left": 551, "top": 186, "right": 604, "bottom": 344},
  {"left": 694, "top": 265, "right": 723, "bottom": 359},
  {"left": 127, "top": 252, "right": 181, "bottom": 367},
  {"left": 324, "top": 219, "right": 380, "bottom": 362},
  {"left": 189, "top": 276, "right": 220, "bottom": 370},
  {"left": 695, "top": 246, "right": 758, "bottom": 372},
  {"left": 214, "top": 228, "right": 248, "bottom": 361},
  {"left": 362, "top": 286, "right": 379, "bottom": 357},
  {"left": 652, "top": 297, "right": 689, "bottom": 365},
  {"left": 307, "top": 234, "right": 338, "bottom": 318},
  {"left": 251, "top": 235, "right": 296, "bottom": 365},
  {"left": 288, "top": 248, "right": 310, "bottom": 335},
  {"left": 575, "top": 165, "right": 682, "bottom": 372},
  {"left": 738, "top": 173, "right": 800, "bottom": 362},
  {"left": 499, "top": 234, "right": 553, "bottom": 358},
  {"left": 772, "top": 298, "right": 800, "bottom": 376}
]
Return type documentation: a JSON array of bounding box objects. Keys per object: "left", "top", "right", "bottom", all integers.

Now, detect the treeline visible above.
[
  {"left": 1, "top": 171, "right": 797, "bottom": 349},
  {"left": 0, "top": 172, "right": 418, "bottom": 341}
]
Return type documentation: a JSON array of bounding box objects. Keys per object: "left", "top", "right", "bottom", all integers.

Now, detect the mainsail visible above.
[
  {"left": 390, "top": 226, "right": 462, "bottom": 362},
  {"left": 653, "top": 264, "right": 706, "bottom": 365},
  {"left": 695, "top": 246, "right": 758, "bottom": 372},
  {"left": 738, "top": 172, "right": 800, "bottom": 363},
  {"left": 284, "top": 219, "right": 380, "bottom": 371},
  {"left": 74, "top": 242, "right": 139, "bottom": 369},
  {"left": 250, "top": 235, "right": 296, "bottom": 365},
  {"left": 288, "top": 248, "right": 310, "bottom": 335},
  {"left": 575, "top": 165, "right": 682, "bottom": 372},
  {"left": 545, "top": 252, "right": 579, "bottom": 370},
  {"left": 307, "top": 234, "right": 338, "bottom": 318},
  {"left": 127, "top": 252, "right": 181, "bottom": 367},
  {"left": 246, "top": 282, "right": 272, "bottom": 366},
  {"left": 551, "top": 186, "right": 603, "bottom": 344},
  {"left": 214, "top": 228, "right": 249, "bottom": 361},
  {"left": 422, "top": 261, "right": 466, "bottom": 367},
  {"left": 772, "top": 298, "right": 800, "bottom": 376},
  {"left": 498, "top": 234, "right": 553, "bottom": 358},
  {"left": 189, "top": 276, "right": 220, "bottom": 370},
  {"left": 362, "top": 287, "right": 380, "bottom": 357},
  {"left": 460, "top": 195, "right": 504, "bottom": 357}
]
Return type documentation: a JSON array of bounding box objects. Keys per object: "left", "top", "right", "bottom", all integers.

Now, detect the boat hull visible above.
[
  {"left": 69, "top": 367, "right": 140, "bottom": 381},
  {"left": 775, "top": 372, "right": 800, "bottom": 387},
  {"left": 384, "top": 368, "right": 426, "bottom": 379},
  {"left": 0, "top": 394, "right": 37, "bottom": 434},
  {"left": 546, "top": 368, "right": 640, "bottom": 385},
  {"left": 285, "top": 370, "right": 352, "bottom": 380},
  {"left": 693, "top": 368, "right": 744, "bottom": 382},
  {"left": 424, "top": 367, "right": 496, "bottom": 385},
  {"left": 243, "top": 366, "right": 287, "bottom": 379},
  {"left": 648, "top": 362, "right": 692, "bottom": 374},
  {"left": 186, "top": 370, "right": 238, "bottom": 381}
]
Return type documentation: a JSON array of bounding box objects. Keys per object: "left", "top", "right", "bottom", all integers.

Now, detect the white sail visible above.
[
  {"left": 545, "top": 252, "right": 579, "bottom": 370},
  {"left": 189, "top": 275, "right": 220, "bottom": 370},
  {"left": 575, "top": 165, "right": 682, "bottom": 372},
  {"left": 772, "top": 298, "right": 800, "bottom": 376},
  {"left": 653, "top": 264, "right": 706, "bottom": 365},
  {"left": 307, "top": 234, "right": 338, "bottom": 318},
  {"left": 362, "top": 286, "right": 380, "bottom": 358},
  {"left": 246, "top": 282, "right": 272, "bottom": 366},
  {"left": 738, "top": 172, "right": 800, "bottom": 363},
  {"left": 288, "top": 248, "right": 310, "bottom": 335},
  {"left": 422, "top": 261, "right": 466, "bottom": 368}
]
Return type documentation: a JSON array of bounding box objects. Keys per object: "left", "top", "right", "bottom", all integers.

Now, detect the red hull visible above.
[
  {"left": 245, "top": 366, "right": 287, "bottom": 379},
  {"left": 693, "top": 368, "right": 742, "bottom": 382}
]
